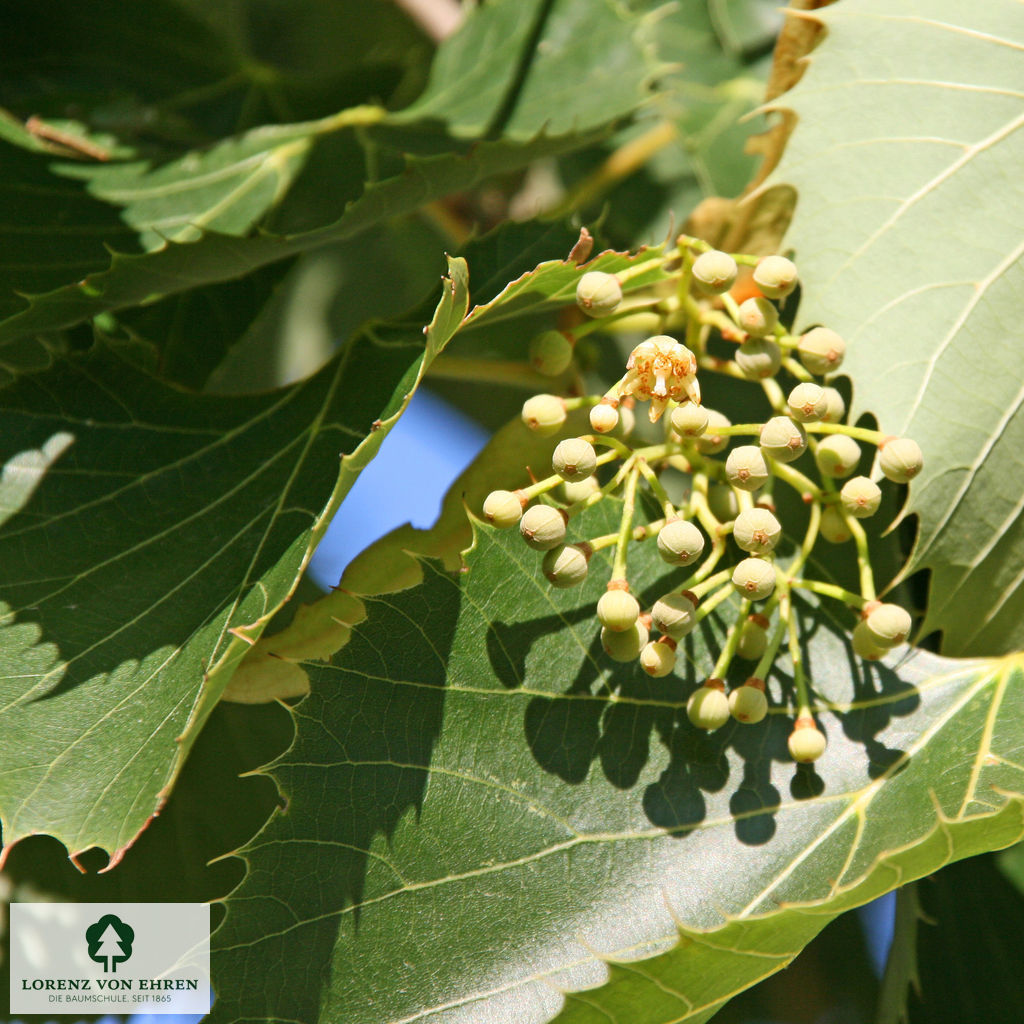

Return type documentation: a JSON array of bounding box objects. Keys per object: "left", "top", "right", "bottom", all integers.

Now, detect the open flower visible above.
[{"left": 619, "top": 335, "right": 701, "bottom": 422}]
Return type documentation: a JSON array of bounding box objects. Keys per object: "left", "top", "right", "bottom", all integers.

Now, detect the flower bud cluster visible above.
[{"left": 483, "top": 242, "right": 924, "bottom": 763}]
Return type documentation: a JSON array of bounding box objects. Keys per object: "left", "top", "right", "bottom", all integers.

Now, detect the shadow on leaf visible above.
[
  {"left": 211, "top": 559, "right": 460, "bottom": 1024},
  {"left": 486, "top": 588, "right": 920, "bottom": 847}
]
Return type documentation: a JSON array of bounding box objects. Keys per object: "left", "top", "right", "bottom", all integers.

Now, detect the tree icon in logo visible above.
[{"left": 85, "top": 914, "right": 135, "bottom": 973}]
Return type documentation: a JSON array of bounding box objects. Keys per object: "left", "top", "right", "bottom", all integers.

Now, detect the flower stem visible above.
[
  {"left": 695, "top": 580, "right": 735, "bottom": 622},
  {"left": 721, "top": 291, "right": 742, "bottom": 326},
  {"left": 780, "top": 583, "right": 812, "bottom": 716},
  {"left": 611, "top": 462, "right": 641, "bottom": 580},
  {"left": 636, "top": 457, "right": 677, "bottom": 518},
  {"left": 689, "top": 568, "right": 733, "bottom": 600},
  {"left": 754, "top": 614, "right": 787, "bottom": 683},
  {"left": 806, "top": 421, "right": 887, "bottom": 445},
  {"left": 768, "top": 459, "right": 823, "bottom": 501},
  {"left": 712, "top": 597, "right": 751, "bottom": 678},
  {"left": 682, "top": 537, "right": 727, "bottom": 588},
  {"left": 587, "top": 433, "right": 634, "bottom": 459},
  {"left": 429, "top": 356, "right": 551, "bottom": 388},
  {"left": 760, "top": 375, "right": 787, "bottom": 414},
  {"left": 797, "top": 497, "right": 821, "bottom": 568},
  {"left": 781, "top": 356, "right": 814, "bottom": 383},
  {"left": 714, "top": 423, "right": 767, "bottom": 437},
  {"left": 791, "top": 578, "right": 867, "bottom": 609},
  {"left": 845, "top": 511, "right": 877, "bottom": 601}
]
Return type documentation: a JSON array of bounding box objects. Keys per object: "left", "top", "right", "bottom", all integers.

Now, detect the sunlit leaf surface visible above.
[
  {"left": 773, "top": 0, "right": 1024, "bottom": 655},
  {"left": 213, "top": 500, "right": 1024, "bottom": 1023},
  {"left": 0, "top": 260, "right": 468, "bottom": 862}
]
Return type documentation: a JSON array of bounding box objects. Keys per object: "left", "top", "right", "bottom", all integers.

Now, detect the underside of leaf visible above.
[{"left": 769, "top": 0, "right": 1024, "bottom": 655}]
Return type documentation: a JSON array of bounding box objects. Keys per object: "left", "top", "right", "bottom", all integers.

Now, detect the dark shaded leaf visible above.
[
  {"left": 0, "top": 131, "right": 605, "bottom": 347},
  {"left": 396, "top": 0, "right": 661, "bottom": 140}
]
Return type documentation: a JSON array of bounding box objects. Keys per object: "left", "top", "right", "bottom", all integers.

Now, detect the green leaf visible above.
[
  {"left": 395, "top": 0, "right": 660, "bottom": 140},
  {"left": 204, "top": 0, "right": 433, "bottom": 122},
  {"left": 1, "top": 700, "right": 290, "bottom": 903},
  {"left": 0, "top": 108, "right": 381, "bottom": 324},
  {"left": 650, "top": 0, "right": 775, "bottom": 199},
  {"left": 0, "top": 129, "right": 605, "bottom": 347},
  {"left": 771, "top": 0, "right": 1024, "bottom": 655},
  {"left": 0, "top": 257, "right": 468, "bottom": 864},
  {"left": 464, "top": 241, "right": 672, "bottom": 329},
  {"left": 904, "top": 853, "right": 1024, "bottom": 1022},
  {"left": 0, "top": 0, "right": 663, "bottom": 350},
  {"left": 115, "top": 261, "right": 293, "bottom": 391},
  {"left": 558, "top": 0, "right": 774, "bottom": 245},
  {"left": 996, "top": 837, "right": 1024, "bottom": 896},
  {"left": 0, "top": 144, "right": 142, "bottom": 324},
  {"left": 54, "top": 119, "right": 325, "bottom": 249},
  {"left": 212, "top": 496, "right": 1024, "bottom": 1024},
  {"left": 709, "top": 0, "right": 781, "bottom": 58},
  {"left": 0, "top": 0, "right": 430, "bottom": 141},
  {"left": 0, "top": 1, "right": 239, "bottom": 138}
]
